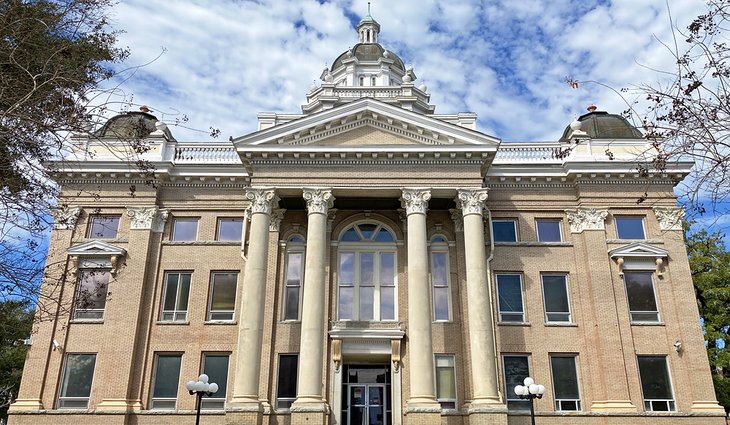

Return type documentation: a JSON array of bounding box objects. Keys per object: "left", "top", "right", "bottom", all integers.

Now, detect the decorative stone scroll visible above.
[
  {"left": 303, "top": 188, "right": 335, "bottom": 215},
  {"left": 269, "top": 209, "right": 286, "bottom": 232},
  {"left": 653, "top": 206, "right": 685, "bottom": 231},
  {"left": 456, "top": 188, "right": 489, "bottom": 217},
  {"left": 391, "top": 340, "right": 402, "bottom": 372},
  {"left": 449, "top": 209, "right": 464, "bottom": 232},
  {"left": 565, "top": 208, "right": 608, "bottom": 233},
  {"left": 332, "top": 339, "right": 342, "bottom": 372},
  {"left": 245, "top": 188, "right": 279, "bottom": 215},
  {"left": 51, "top": 206, "right": 81, "bottom": 230},
  {"left": 127, "top": 206, "right": 169, "bottom": 232},
  {"left": 400, "top": 189, "right": 431, "bottom": 216}
]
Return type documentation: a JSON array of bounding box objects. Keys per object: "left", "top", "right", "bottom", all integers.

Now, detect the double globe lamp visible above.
[
  {"left": 514, "top": 377, "right": 545, "bottom": 425},
  {"left": 186, "top": 374, "right": 218, "bottom": 425}
]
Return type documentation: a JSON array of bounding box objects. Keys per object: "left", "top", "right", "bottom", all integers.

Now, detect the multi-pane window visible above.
[
  {"left": 496, "top": 274, "right": 524, "bottom": 322},
  {"left": 430, "top": 236, "right": 451, "bottom": 321},
  {"left": 435, "top": 355, "right": 457, "bottom": 409},
  {"left": 503, "top": 355, "right": 530, "bottom": 410},
  {"left": 151, "top": 354, "right": 182, "bottom": 410},
  {"left": 550, "top": 355, "right": 581, "bottom": 411},
  {"left": 338, "top": 223, "right": 397, "bottom": 321},
  {"left": 616, "top": 216, "right": 645, "bottom": 239},
  {"left": 536, "top": 219, "right": 562, "bottom": 242},
  {"left": 283, "top": 236, "right": 305, "bottom": 321},
  {"left": 73, "top": 270, "right": 110, "bottom": 320},
  {"left": 276, "top": 354, "right": 298, "bottom": 409},
  {"left": 624, "top": 272, "right": 659, "bottom": 322},
  {"left": 492, "top": 219, "right": 518, "bottom": 242},
  {"left": 542, "top": 274, "right": 571, "bottom": 323},
  {"left": 172, "top": 218, "right": 198, "bottom": 241},
  {"left": 216, "top": 218, "right": 243, "bottom": 241},
  {"left": 58, "top": 354, "right": 96, "bottom": 409},
  {"left": 201, "top": 353, "right": 229, "bottom": 410},
  {"left": 208, "top": 272, "right": 237, "bottom": 321},
  {"left": 161, "top": 272, "right": 191, "bottom": 322},
  {"left": 87, "top": 215, "right": 120, "bottom": 239},
  {"left": 638, "top": 356, "right": 675, "bottom": 411}
]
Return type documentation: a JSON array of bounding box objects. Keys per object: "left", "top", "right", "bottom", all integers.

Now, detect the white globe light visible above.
[
  {"left": 186, "top": 380, "right": 196, "bottom": 391},
  {"left": 209, "top": 383, "right": 219, "bottom": 394},
  {"left": 203, "top": 383, "right": 210, "bottom": 392},
  {"left": 537, "top": 385, "right": 546, "bottom": 395},
  {"left": 514, "top": 385, "right": 524, "bottom": 396},
  {"left": 194, "top": 381, "right": 206, "bottom": 392},
  {"left": 199, "top": 374, "right": 209, "bottom": 383},
  {"left": 523, "top": 377, "right": 534, "bottom": 387},
  {"left": 529, "top": 384, "right": 539, "bottom": 394}
]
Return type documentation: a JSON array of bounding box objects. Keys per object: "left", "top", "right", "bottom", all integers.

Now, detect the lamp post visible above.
[
  {"left": 514, "top": 377, "right": 545, "bottom": 425},
  {"left": 186, "top": 373, "right": 218, "bottom": 425}
]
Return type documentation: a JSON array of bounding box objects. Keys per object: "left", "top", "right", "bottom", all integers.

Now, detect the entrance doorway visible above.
[{"left": 341, "top": 364, "right": 391, "bottom": 425}]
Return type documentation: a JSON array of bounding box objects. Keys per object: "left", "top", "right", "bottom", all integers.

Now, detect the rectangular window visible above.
[
  {"left": 87, "top": 215, "right": 120, "bottom": 239},
  {"left": 172, "top": 218, "right": 198, "bottom": 241},
  {"left": 283, "top": 251, "right": 303, "bottom": 320},
  {"left": 208, "top": 272, "right": 237, "bottom": 321},
  {"left": 616, "top": 216, "right": 645, "bottom": 239},
  {"left": 161, "top": 272, "right": 191, "bottom": 322},
  {"left": 624, "top": 272, "right": 659, "bottom": 322},
  {"left": 536, "top": 219, "right": 562, "bottom": 242},
  {"left": 550, "top": 356, "right": 581, "bottom": 411},
  {"left": 73, "top": 270, "right": 110, "bottom": 320},
  {"left": 337, "top": 251, "right": 396, "bottom": 321},
  {"left": 201, "top": 353, "right": 229, "bottom": 410},
  {"left": 542, "top": 274, "right": 571, "bottom": 323},
  {"left": 276, "top": 354, "right": 298, "bottom": 409},
  {"left": 497, "top": 274, "right": 524, "bottom": 322},
  {"left": 492, "top": 219, "right": 518, "bottom": 242},
  {"left": 217, "top": 218, "right": 243, "bottom": 241},
  {"left": 435, "top": 355, "right": 456, "bottom": 409},
  {"left": 58, "top": 354, "right": 96, "bottom": 409},
  {"left": 151, "top": 354, "right": 182, "bottom": 410},
  {"left": 431, "top": 249, "right": 450, "bottom": 321},
  {"left": 638, "top": 356, "right": 675, "bottom": 411},
  {"left": 503, "top": 355, "right": 530, "bottom": 410}
]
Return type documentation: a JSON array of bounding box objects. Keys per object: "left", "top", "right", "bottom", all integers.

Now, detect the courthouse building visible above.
[{"left": 10, "top": 12, "right": 727, "bottom": 425}]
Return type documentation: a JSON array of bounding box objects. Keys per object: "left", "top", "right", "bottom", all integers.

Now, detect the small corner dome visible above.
[
  {"left": 331, "top": 43, "right": 405, "bottom": 72},
  {"left": 559, "top": 109, "right": 643, "bottom": 142},
  {"left": 95, "top": 110, "right": 174, "bottom": 140}
]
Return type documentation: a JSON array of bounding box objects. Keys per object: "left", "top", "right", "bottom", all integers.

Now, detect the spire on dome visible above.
[{"left": 357, "top": 2, "right": 380, "bottom": 44}]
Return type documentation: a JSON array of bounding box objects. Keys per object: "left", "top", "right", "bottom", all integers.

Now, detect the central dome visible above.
[{"left": 331, "top": 43, "right": 405, "bottom": 72}]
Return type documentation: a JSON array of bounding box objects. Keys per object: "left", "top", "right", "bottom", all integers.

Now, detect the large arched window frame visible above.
[
  {"left": 429, "top": 235, "right": 451, "bottom": 322},
  {"left": 337, "top": 222, "right": 397, "bottom": 321},
  {"left": 282, "top": 235, "right": 305, "bottom": 321}
]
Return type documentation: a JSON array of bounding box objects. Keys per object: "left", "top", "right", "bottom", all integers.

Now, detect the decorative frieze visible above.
[
  {"left": 400, "top": 189, "right": 431, "bottom": 216},
  {"left": 269, "top": 209, "right": 286, "bottom": 232},
  {"left": 653, "top": 206, "right": 685, "bottom": 231},
  {"left": 126, "top": 206, "right": 169, "bottom": 232},
  {"left": 565, "top": 208, "right": 608, "bottom": 233},
  {"left": 51, "top": 206, "right": 81, "bottom": 230},
  {"left": 245, "top": 188, "right": 279, "bottom": 215},
  {"left": 456, "top": 188, "right": 489, "bottom": 216},
  {"left": 303, "top": 188, "right": 335, "bottom": 215}
]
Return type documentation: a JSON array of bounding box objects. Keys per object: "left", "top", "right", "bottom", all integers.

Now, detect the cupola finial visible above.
[{"left": 357, "top": 2, "right": 380, "bottom": 44}]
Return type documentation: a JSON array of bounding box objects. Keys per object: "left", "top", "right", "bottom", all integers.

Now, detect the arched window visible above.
[
  {"left": 430, "top": 235, "right": 451, "bottom": 321},
  {"left": 283, "top": 235, "right": 305, "bottom": 320},
  {"left": 337, "top": 222, "right": 397, "bottom": 321},
  {"left": 371, "top": 76, "right": 377, "bottom": 86},
  {"left": 359, "top": 76, "right": 365, "bottom": 86}
]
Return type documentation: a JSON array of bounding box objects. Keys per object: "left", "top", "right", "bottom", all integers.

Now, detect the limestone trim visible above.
[
  {"left": 565, "top": 208, "right": 608, "bottom": 233},
  {"left": 400, "top": 188, "right": 431, "bottom": 216},
  {"left": 244, "top": 187, "right": 279, "bottom": 215},
  {"left": 449, "top": 208, "right": 464, "bottom": 232},
  {"left": 303, "top": 187, "right": 335, "bottom": 215},
  {"left": 126, "top": 206, "right": 169, "bottom": 232},
  {"left": 653, "top": 206, "right": 685, "bottom": 231},
  {"left": 269, "top": 208, "right": 286, "bottom": 232},
  {"left": 456, "top": 188, "right": 489, "bottom": 217},
  {"left": 51, "top": 206, "right": 81, "bottom": 230}
]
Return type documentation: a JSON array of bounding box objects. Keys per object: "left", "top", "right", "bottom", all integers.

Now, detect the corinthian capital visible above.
[
  {"left": 456, "top": 189, "right": 489, "bottom": 217},
  {"left": 51, "top": 206, "right": 81, "bottom": 230},
  {"left": 400, "top": 188, "right": 431, "bottom": 216},
  {"left": 127, "top": 206, "right": 169, "bottom": 232},
  {"left": 565, "top": 208, "right": 608, "bottom": 233},
  {"left": 303, "top": 188, "right": 335, "bottom": 215},
  {"left": 245, "top": 188, "right": 279, "bottom": 215},
  {"left": 653, "top": 206, "right": 685, "bottom": 231}
]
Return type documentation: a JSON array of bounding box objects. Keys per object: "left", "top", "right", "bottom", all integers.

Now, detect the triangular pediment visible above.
[
  {"left": 67, "top": 240, "right": 126, "bottom": 257},
  {"left": 233, "top": 98, "right": 500, "bottom": 149},
  {"left": 609, "top": 242, "right": 668, "bottom": 258}
]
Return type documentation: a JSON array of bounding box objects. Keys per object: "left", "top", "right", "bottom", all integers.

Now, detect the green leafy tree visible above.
[
  {"left": 0, "top": 300, "right": 33, "bottom": 422},
  {"left": 687, "top": 229, "right": 730, "bottom": 413}
]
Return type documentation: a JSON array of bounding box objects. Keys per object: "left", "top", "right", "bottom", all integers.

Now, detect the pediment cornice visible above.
[
  {"left": 67, "top": 240, "right": 127, "bottom": 257},
  {"left": 609, "top": 242, "right": 668, "bottom": 258}
]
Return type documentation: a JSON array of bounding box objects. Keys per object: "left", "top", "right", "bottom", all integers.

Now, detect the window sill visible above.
[
  {"left": 204, "top": 320, "right": 236, "bottom": 325},
  {"left": 498, "top": 322, "right": 530, "bottom": 326},
  {"left": 433, "top": 320, "right": 454, "bottom": 324},
  {"left": 69, "top": 319, "right": 104, "bottom": 324},
  {"left": 280, "top": 320, "right": 301, "bottom": 324},
  {"left": 156, "top": 321, "right": 190, "bottom": 325},
  {"left": 494, "top": 242, "right": 573, "bottom": 247},
  {"left": 631, "top": 321, "right": 665, "bottom": 326},
  {"left": 162, "top": 240, "right": 240, "bottom": 246},
  {"left": 544, "top": 322, "right": 577, "bottom": 327}
]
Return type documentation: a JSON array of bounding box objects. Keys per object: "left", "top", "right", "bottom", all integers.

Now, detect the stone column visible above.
[
  {"left": 456, "top": 189, "right": 502, "bottom": 408},
  {"left": 229, "top": 188, "right": 279, "bottom": 415},
  {"left": 400, "top": 189, "right": 440, "bottom": 414},
  {"left": 291, "top": 188, "right": 334, "bottom": 425}
]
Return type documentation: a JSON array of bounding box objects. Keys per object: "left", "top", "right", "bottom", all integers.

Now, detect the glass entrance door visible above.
[
  {"left": 341, "top": 364, "right": 391, "bottom": 425},
  {"left": 348, "top": 384, "right": 385, "bottom": 425}
]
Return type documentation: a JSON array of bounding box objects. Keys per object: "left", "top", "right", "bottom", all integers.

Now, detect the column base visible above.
[
  {"left": 96, "top": 398, "right": 143, "bottom": 412},
  {"left": 690, "top": 400, "right": 727, "bottom": 413},
  {"left": 8, "top": 398, "right": 43, "bottom": 411},
  {"left": 590, "top": 399, "right": 637, "bottom": 412}
]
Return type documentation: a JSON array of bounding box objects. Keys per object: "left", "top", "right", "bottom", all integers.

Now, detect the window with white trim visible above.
[
  {"left": 503, "top": 355, "right": 530, "bottom": 410},
  {"left": 435, "top": 355, "right": 457, "bottom": 409},
  {"left": 208, "top": 272, "right": 237, "bottom": 321},
  {"left": 172, "top": 218, "right": 198, "bottom": 241},
  {"left": 536, "top": 219, "right": 562, "bottom": 242},
  {"left": 550, "top": 355, "right": 581, "bottom": 411},
  {"left": 624, "top": 271, "right": 659, "bottom": 322},
  {"left": 58, "top": 353, "right": 96, "bottom": 409},
  {"left": 276, "top": 354, "right": 298, "bottom": 409},
  {"left": 161, "top": 272, "right": 191, "bottom": 322},
  {"left": 492, "top": 219, "right": 518, "bottom": 242},
  {"left": 542, "top": 274, "right": 571, "bottom": 323},
  {"left": 87, "top": 215, "right": 120, "bottom": 239},
  {"left": 496, "top": 274, "right": 524, "bottom": 322},
  {"left": 638, "top": 356, "right": 675, "bottom": 411},
  {"left": 201, "top": 353, "right": 229, "bottom": 410},
  {"left": 283, "top": 235, "right": 305, "bottom": 321},
  {"left": 216, "top": 218, "right": 243, "bottom": 241},
  {"left": 616, "top": 216, "right": 645, "bottom": 239},
  {"left": 430, "top": 236, "right": 451, "bottom": 321},
  {"left": 337, "top": 222, "right": 397, "bottom": 321},
  {"left": 73, "top": 270, "right": 110, "bottom": 320},
  {"left": 150, "top": 354, "right": 182, "bottom": 410}
]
